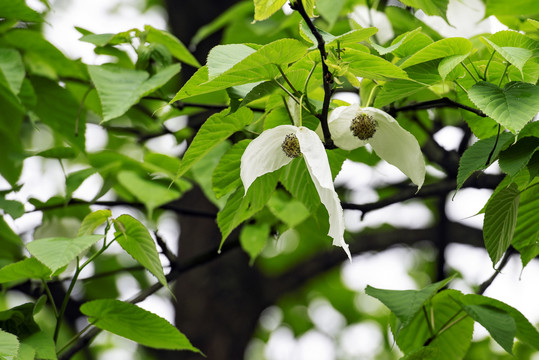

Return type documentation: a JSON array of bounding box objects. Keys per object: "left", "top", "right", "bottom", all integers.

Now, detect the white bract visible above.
[
  {"left": 240, "top": 125, "right": 351, "bottom": 260},
  {"left": 328, "top": 104, "right": 426, "bottom": 188}
]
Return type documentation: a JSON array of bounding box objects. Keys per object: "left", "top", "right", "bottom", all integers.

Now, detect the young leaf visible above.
[
  {"left": 0, "top": 329, "right": 19, "bottom": 360},
  {"left": 78, "top": 209, "right": 112, "bottom": 237},
  {"left": 482, "top": 37, "right": 534, "bottom": 75},
  {"left": 398, "top": 37, "right": 472, "bottom": 69},
  {"left": 207, "top": 44, "right": 256, "bottom": 80},
  {"left": 485, "top": 0, "right": 539, "bottom": 17},
  {"left": 346, "top": 49, "right": 409, "bottom": 80},
  {"left": 0, "top": 257, "right": 51, "bottom": 284},
  {"left": 483, "top": 182, "right": 520, "bottom": 265},
  {"left": 456, "top": 132, "right": 514, "bottom": 191},
  {"left": 144, "top": 25, "right": 201, "bottom": 68},
  {"left": 253, "top": 0, "right": 288, "bottom": 21},
  {"left": 365, "top": 277, "right": 453, "bottom": 331},
  {"left": 468, "top": 81, "right": 539, "bottom": 134},
  {"left": 80, "top": 299, "right": 201, "bottom": 352},
  {"left": 438, "top": 53, "right": 470, "bottom": 80},
  {"left": 26, "top": 235, "right": 104, "bottom": 273},
  {"left": 113, "top": 215, "right": 168, "bottom": 289},
  {"left": 176, "top": 107, "right": 252, "bottom": 178}
]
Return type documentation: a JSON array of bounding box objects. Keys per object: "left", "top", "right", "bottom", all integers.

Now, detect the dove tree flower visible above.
[
  {"left": 328, "top": 104, "right": 426, "bottom": 188},
  {"left": 240, "top": 125, "right": 351, "bottom": 260}
]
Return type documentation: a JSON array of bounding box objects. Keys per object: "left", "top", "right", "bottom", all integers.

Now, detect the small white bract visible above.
[
  {"left": 328, "top": 104, "right": 426, "bottom": 189},
  {"left": 240, "top": 125, "right": 351, "bottom": 260}
]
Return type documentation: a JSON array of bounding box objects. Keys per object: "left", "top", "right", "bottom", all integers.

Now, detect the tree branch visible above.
[
  {"left": 290, "top": 0, "right": 335, "bottom": 148},
  {"left": 387, "top": 97, "right": 486, "bottom": 118},
  {"left": 477, "top": 247, "right": 515, "bottom": 295}
]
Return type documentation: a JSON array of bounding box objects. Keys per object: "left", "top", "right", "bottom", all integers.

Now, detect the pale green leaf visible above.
[
  {"left": 35, "top": 147, "right": 77, "bottom": 159},
  {"left": 0, "top": 48, "right": 24, "bottom": 95},
  {"left": 485, "top": 0, "right": 539, "bottom": 18},
  {"left": 468, "top": 81, "right": 539, "bottom": 133},
  {"left": 513, "top": 184, "right": 539, "bottom": 266},
  {"left": 21, "top": 332, "right": 56, "bottom": 360},
  {"left": 316, "top": 0, "right": 346, "bottom": 27},
  {"left": 438, "top": 53, "right": 470, "bottom": 80},
  {"left": 461, "top": 294, "right": 539, "bottom": 351},
  {"left": 171, "top": 39, "right": 308, "bottom": 100},
  {"left": 114, "top": 215, "right": 167, "bottom": 288},
  {"left": 365, "top": 277, "right": 452, "bottom": 331},
  {"left": 254, "top": 0, "right": 288, "bottom": 21},
  {"left": 144, "top": 25, "right": 200, "bottom": 68},
  {"left": 399, "top": 0, "right": 449, "bottom": 21},
  {"left": 240, "top": 223, "right": 270, "bottom": 264},
  {"left": 77, "top": 210, "right": 112, "bottom": 237},
  {"left": 483, "top": 37, "right": 535, "bottom": 74},
  {"left": 66, "top": 168, "right": 97, "bottom": 201},
  {"left": 16, "top": 343, "right": 35, "bottom": 360},
  {"left": 207, "top": 44, "right": 256, "bottom": 80},
  {"left": 370, "top": 28, "right": 422, "bottom": 56},
  {"left": 483, "top": 182, "right": 520, "bottom": 265},
  {"left": 212, "top": 140, "right": 248, "bottom": 199},
  {"left": 26, "top": 235, "right": 103, "bottom": 273},
  {"left": 399, "top": 37, "right": 472, "bottom": 69},
  {"left": 0, "top": 329, "right": 19, "bottom": 360},
  {"left": 374, "top": 80, "right": 428, "bottom": 108},
  {"left": 89, "top": 63, "right": 180, "bottom": 121},
  {"left": 461, "top": 304, "right": 515, "bottom": 353},
  {"left": 176, "top": 107, "right": 252, "bottom": 178},
  {"left": 456, "top": 132, "right": 514, "bottom": 190},
  {"left": 346, "top": 49, "right": 409, "bottom": 80},
  {"left": 299, "top": 22, "right": 377, "bottom": 47},
  {"left": 0, "top": 258, "right": 51, "bottom": 283},
  {"left": 80, "top": 299, "right": 201, "bottom": 352},
  {"left": 117, "top": 171, "right": 181, "bottom": 215},
  {"left": 267, "top": 190, "right": 310, "bottom": 228}
]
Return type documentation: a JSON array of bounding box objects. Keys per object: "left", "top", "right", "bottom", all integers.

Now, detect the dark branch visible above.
[
  {"left": 290, "top": 0, "right": 335, "bottom": 149},
  {"left": 477, "top": 247, "right": 515, "bottom": 295},
  {"left": 387, "top": 97, "right": 487, "bottom": 118}
]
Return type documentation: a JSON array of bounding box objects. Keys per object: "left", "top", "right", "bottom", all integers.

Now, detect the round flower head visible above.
[
  {"left": 240, "top": 125, "right": 351, "bottom": 260},
  {"left": 328, "top": 104, "right": 425, "bottom": 189}
]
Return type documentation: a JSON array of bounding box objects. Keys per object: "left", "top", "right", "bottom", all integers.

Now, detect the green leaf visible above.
[
  {"left": 172, "top": 39, "right": 308, "bottom": 100},
  {"left": 468, "top": 81, "right": 539, "bottom": 134},
  {"left": 240, "top": 223, "right": 270, "bottom": 264},
  {"left": 0, "top": 216, "right": 23, "bottom": 260},
  {"left": 365, "top": 277, "right": 452, "bottom": 332},
  {"left": 485, "top": 0, "right": 539, "bottom": 18},
  {"left": 438, "top": 53, "right": 470, "bottom": 80},
  {"left": 207, "top": 44, "right": 256, "bottom": 80},
  {"left": 0, "top": 48, "right": 25, "bottom": 95},
  {"left": 35, "top": 147, "right": 77, "bottom": 159},
  {"left": 117, "top": 171, "right": 181, "bottom": 215},
  {"left": 299, "top": 22, "right": 377, "bottom": 48},
  {"left": 499, "top": 137, "right": 539, "bottom": 176},
  {"left": 461, "top": 294, "right": 539, "bottom": 351},
  {"left": 513, "top": 183, "right": 539, "bottom": 266},
  {"left": 21, "top": 331, "right": 56, "bottom": 360},
  {"left": 78, "top": 210, "right": 111, "bottom": 237},
  {"left": 399, "top": 37, "right": 472, "bottom": 69},
  {"left": 80, "top": 299, "right": 201, "bottom": 352},
  {"left": 0, "top": 329, "right": 19, "bottom": 360},
  {"left": 26, "top": 235, "right": 103, "bottom": 273},
  {"left": 483, "top": 182, "right": 520, "bottom": 265},
  {"left": 212, "top": 140, "right": 249, "bottom": 198},
  {"left": 0, "top": 258, "right": 51, "bottom": 283},
  {"left": 460, "top": 304, "right": 516, "bottom": 353},
  {"left": 88, "top": 63, "right": 180, "bottom": 121},
  {"left": 254, "top": 0, "right": 288, "bottom": 21},
  {"left": 144, "top": 25, "right": 200, "bottom": 68},
  {"left": 0, "top": 303, "right": 40, "bottom": 339},
  {"left": 346, "top": 49, "right": 409, "bottom": 80},
  {"left": 398, "top": 0, "right": 449, "bottom": 21},
  {"left": 0, "top": 198, "right": 24, "bottom": 219},
  {"left": 0, "top": 0, "right": 43, "bottom": 22},
  {"left": 114, "top": 215, "right": 167, "bottom": 288},
  {"left": 395, "top": 290, "right": 473, "bottom": 360},
  {"left": 176, "top": 107, "right": 252, "bottom": 178},
  {"left": 374, "top": 80, "right": 429, "bottom": 108},
  {"left": 280, "top": 157, "right": 320, "bottom": 210},
  {"left": 31, "top": 77, "right": 86, "bottom": 151},
  {"left": 267, "top": 190, "right": 310, "bottom": 228},
  {"left": 316, "top": 0, "right": 346, "bottom": 27},
  {"left": 456, "top": 132, "right": 514, "bottom": 190},
  {"left": 370, "top": 27, "right": 423, "bottom": 56},
  {"left": 482, "top": 35, "right": 536, "bottom": 74},
  {"left": 217, "top": 172, "right": 279, "bottom": 246},
  {"left": 66, "top": 168, "right": 97, "bottom": 201}
]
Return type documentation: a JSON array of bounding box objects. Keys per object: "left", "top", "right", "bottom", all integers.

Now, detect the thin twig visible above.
[
  {"left": 290, "top": 0, "right": 335, "bottom": 148},
  {"left": 389, "top": 97, "right": 486, "bottom": 118},
  {"left": 477, "top": 248, "right": 513, "bottom": 295}
]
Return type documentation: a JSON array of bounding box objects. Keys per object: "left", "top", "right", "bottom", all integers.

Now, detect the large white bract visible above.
[
  {"left": 240, "top": 125, "right": 351, "bottom": 260},
  {"left": 328, "top": 104, "right": 426, "bottom": 189}
]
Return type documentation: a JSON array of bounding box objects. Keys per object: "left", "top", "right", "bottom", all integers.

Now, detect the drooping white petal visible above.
[
  {"left": 296, "top": 127, "right": 351, "bottom": 260},
  {"left": 327, "top": 103, "right": 369, "bottom": 150},
  {"left": 363, "top": 107, "right": 426, "bottom": 189},
  {"left": 240, "top": 125, "right": 297, "bottom": 193}
]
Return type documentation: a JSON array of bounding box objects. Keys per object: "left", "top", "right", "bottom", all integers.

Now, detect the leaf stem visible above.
[
  {"left": 484, "top": 51, "right": 496, "bottom": 81},
  {"left": 498, "top": 62, "right": 510, "bottom": 87},
  {"left": 276, "top": 64, "right": 299, "bottom": 94},
  {"left": 460, "top": 62, "right": 478, "bottom": 83},
  {"left": 42, "top": 280, "right": 58, "bottom": 318},
  {"left": 485, "top": 124, "right": 501, "bottom": 166},
  {"left": 423, "top": 305, "right": 435, "bottom": 336},
  {"left": 56, "top": 323, "right": 93, "bottom": 356},
  {"left": 290, "top": 0, "right": 335, "bottom": 148}
]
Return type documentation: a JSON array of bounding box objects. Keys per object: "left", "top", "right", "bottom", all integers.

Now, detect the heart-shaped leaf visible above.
[{"left": 468, "top": 81, "right": 539, "bottom": 133}]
